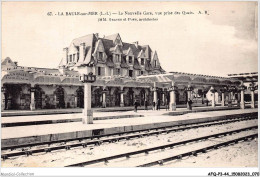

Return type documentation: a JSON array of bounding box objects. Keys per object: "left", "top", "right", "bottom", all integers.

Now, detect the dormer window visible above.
[
  {"left": 70, "top": 55, "right": 72, "bottom": 62},
  {"left": 141, "top": 58, "right": 144, "bottom": 65},
  {"left": 115, "top": 54, "right": 120, "bottom": 63},
  {"left": 154, "top": 60, "right": 157, "bottom": 67},
  {"left": 128, "top": 56, "right": 132, "bottom": 64},
  {"left": 98, "top": 52, "right": 103, "bottom": 60}
]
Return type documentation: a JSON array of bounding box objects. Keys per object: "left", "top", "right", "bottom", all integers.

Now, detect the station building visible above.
[{"left": 1, "top": 33, "right": 256, "bottom": 111}]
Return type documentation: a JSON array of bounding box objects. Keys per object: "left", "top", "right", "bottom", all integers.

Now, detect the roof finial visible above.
[{"left": 133, "top": 41, "right": 139, "bottom": 48}]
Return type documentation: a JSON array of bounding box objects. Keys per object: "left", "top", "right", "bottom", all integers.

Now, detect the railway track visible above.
[
  {"left": 65, "top": 126, "right": 258, "bottom": 167},
  {"left": 1, "top": 114, "right": 257, "bottom": 160},
  {"left": 138, "top": 133, "right": 257, "bottom": 167}
]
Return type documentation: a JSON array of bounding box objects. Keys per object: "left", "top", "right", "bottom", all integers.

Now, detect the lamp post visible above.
[{"left": 79, "top": 72, "right": 96, "bottom": 124}]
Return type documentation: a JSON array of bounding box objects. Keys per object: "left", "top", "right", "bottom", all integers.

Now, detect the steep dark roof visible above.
[
  {"left": 65, "top": 33, "right": 164, "bottom": 73},
  {"left": 103, "top": 33, "right": 119, "bottom": 41},
  {"left": 71, "top": 33, "right": 97, "bottom": 46},
  {"left": 145, "top": 59, "right": 153, "bottom": 71},
  {"left": 120, "top": 56, "right": 129, "bottom": 68},
  {"left": 101, "top": 38, "right": 115, "bottom": 56},
  {"left": 133, "top": 58, "right": 141, "bottom": 70},
  {"left": 106, "top": 56, "right": 114, "bottom": 68},
  {"left": 159, "top": 66, "right": 166, "bottom": 73},
  {"left": 71, "top": 34, "right": 97, "bottom": 65},
  {"left": 99, "top": 38, "right": 152, "bottom": 59},
  {"left": 142, "top": 45, "right": 152, "bottom": 59}
]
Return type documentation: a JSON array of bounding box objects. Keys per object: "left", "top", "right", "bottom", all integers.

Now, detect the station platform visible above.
[
  {"left": 1, "top": 111, "right": 145, "bottom": 127},
  {"left": 1, "top": 105, "right": 240, "bottom": 127},
  {"left": 1, "top": 103, "right": 228, "bottom": 117},
  {"left": 1, "top": 107, "right": 258, "bottom": 148}
]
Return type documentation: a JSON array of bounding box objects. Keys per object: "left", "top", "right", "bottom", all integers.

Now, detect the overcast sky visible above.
[{"left": 2, "top": 1, "right": 258, "bottom": 77}]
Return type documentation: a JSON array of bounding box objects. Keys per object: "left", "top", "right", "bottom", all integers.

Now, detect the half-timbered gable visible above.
[
  {"left": 152, "top": 51, "right": 160, "bottom": 69},
  {"left": 93, "top": 39, "right": 107, "bottom": 63}
]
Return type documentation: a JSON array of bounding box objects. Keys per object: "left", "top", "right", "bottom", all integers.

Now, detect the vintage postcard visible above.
[{"left": 1, "top": 1, "right": 258, "bottom": 176}]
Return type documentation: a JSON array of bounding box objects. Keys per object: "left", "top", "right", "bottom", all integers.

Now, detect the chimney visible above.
[
  {"left": 63, "top": 47, "right": 68, "bottom": 64},
  {"left": 79, "top": 43, "right": 86, "bottom": 62},
  {"left": 133, "top": 41, "right": 139, "bottom": 48}
]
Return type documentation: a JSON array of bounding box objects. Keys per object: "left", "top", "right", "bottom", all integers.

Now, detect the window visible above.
[
  {"left": 98, "top": 52, "right": 103, "bottom": 60},
  {"left": 77, "top": 53, "right": 79, "bottom": 61},
  {"left": 70, "top": 55, "right": 72, "bottom": 62},
  {"left": 115, "top": 54, "right": 120, "bottom": 63},
  {"left": 116, "top": 68, "right": 121, "bottom": 75},
  {"left": 154, "top": 60, "right": 157, "bottom": 66},
  {"left": 73, "top": 54, "right": 75, "bottom": 61},
  {"left": 114, "top": 68, "right": 121, "bottom": 75},
  {"left": 141, "top": 58, "right": 144, "bottom": 65},
  {"left": 141, "top": 71, "right": 144, "bottom": 75},
  {"left": 128, "top": 56, "right": 132, "bottom": 63},
  {"left": 129, "top": 70, "right": 133, "bottom": 77},
  {"left": 98, "top": 67, "right": 101, "bottom": 76}
]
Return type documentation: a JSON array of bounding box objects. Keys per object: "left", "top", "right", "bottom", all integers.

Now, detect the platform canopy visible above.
[
  {"left": 228, "top": 72, "right": 258, "bottom": 83},
  {"left": 137, "top": 72, "right": 241, "bottom": 88},
  {"left": 1, "top": 65, "right": 153, "bottom": 88}
]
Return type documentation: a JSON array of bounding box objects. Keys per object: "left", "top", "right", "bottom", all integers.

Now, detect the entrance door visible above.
[
  {"left": 157, "top": 88, "right": 162, "bottom": 105},
  {"left": 176, "top": 91, "right": 179, "bottom": 104},
  {"left": 126, "top": 88, "right": 134, "bottom": 106},
  {"left": 114, "top": 88, "right": 120, "bottom": 107},
  {"left": 5, "top": 84, "right": 22, "bottom": 110},
  {"left": 94, "top": 88, "right": 102, "bottom": 107},
  {"left": 55, "top": 87, "right": 65, "bottom": 108},
  {"left": 76, "top": 87, "right": 84, "bottom": 108},
  {"left": 184, "top": 91, "right": 188, "bottom": 104},
  {"left": 140, "top": 89, "right": 145, "bottom": 106},
  {"left": 35, "top": 86, "right": 44, "bottom": 109}
]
